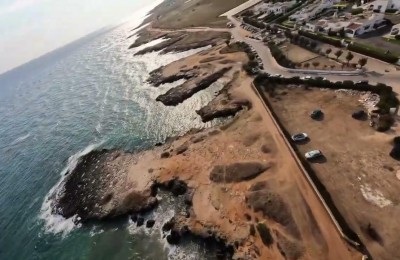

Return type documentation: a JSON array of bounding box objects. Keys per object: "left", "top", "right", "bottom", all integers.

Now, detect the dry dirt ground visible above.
[
  {"left": 143, "top": 0, "right": 247, "bottom": 29},
  {"left": 266, "top": 86, "right": 400, "bottom": 260},
  {"left": 281, "top": 44, "right": 342, "bottom": 70}
]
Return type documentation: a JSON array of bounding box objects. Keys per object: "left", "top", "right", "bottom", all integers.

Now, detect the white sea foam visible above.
[
  {"left": 9, "top": 133, "right": 31, "bottom": 146},
  {"left": 39, "top": 142, "right": 104, "bottom": 236}
]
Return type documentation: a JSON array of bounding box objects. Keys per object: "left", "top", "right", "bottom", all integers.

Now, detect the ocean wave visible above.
[{"left": 39, "top": 142, "right": 104, "bottom": 236}]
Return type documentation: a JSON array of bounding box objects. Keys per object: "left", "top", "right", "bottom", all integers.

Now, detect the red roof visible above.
[{"left": 347, "top": 22, "right": 362, "bottom": 30}]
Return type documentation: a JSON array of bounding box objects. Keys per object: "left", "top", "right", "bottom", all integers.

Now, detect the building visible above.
[
  {"left": 253, "top": 1, "right": 296, "bottom": 18},
  {"left": 289, "top": 0, "right": 339, "bottom": 23},
  {"left": 344, "top": 13, "right": 385, "bottom": 37},
  {"left": 303, "top": 11, "right": 385, "bottom": 37},
  {"left": 362, "top": 0, "right": 400, "bottom": 12}
]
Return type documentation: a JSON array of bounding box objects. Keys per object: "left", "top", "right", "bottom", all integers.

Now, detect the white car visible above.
[{"left": 305, "top": 150, "right": 323, "bottom": 160}]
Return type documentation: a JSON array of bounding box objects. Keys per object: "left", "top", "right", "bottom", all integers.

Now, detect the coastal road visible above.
[{"left": 228, "top": 16, "right": 400, "bottom": 94}]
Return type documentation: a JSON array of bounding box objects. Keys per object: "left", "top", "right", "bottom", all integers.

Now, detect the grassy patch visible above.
[{"left": 348, "top": 41, "right": 399, "bottom": 63}]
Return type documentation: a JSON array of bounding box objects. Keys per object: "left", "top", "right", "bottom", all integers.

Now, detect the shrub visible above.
[
  {"left": 268, "top": 43, "right": 295, "bottom": 68},
  {"left": 257, "top": 223, "right": 274, "bottom": 246},
  {"left": 385, "top": 8, "right": 397, "bottom": 13},
  {"left": 350, "top": 8, "right": 363, "bottom": 15},
  {"left": 393, "top": 136, "right": 400, "bottom": 145},
  {"left": 377, "top": 114, "right": 394, "bottom": 132},
  {"left": 298, "top": 30, "right": 342, "bottom": 47},
  {"left": 348, "top": 42, "right": 399, "bottom": 63}
]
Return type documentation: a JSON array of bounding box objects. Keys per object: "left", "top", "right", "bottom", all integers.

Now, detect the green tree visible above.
[
  {"left": 325, "top": 48, "right": 332, "bottom": 56},
  {"left": 358, "top": 57, "right": 368, "bottom": 68},
  {"left": 345, "top": 51, "right": 354, "bottom": 65},
  {"left": 312, "top": 61, "right": 320, "bottom": 69},
  {"left": 334, "top": 49, "right": 343, "bottom": 60},
  {"left": 303, "top": 62, "right": 310, "bottom": 68}
]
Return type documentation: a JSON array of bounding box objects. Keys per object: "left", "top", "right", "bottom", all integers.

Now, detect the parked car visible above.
[
  {"left": 352, "top": 110, "right": 366, "bottom": 120},
  {"left": 300, "top": 76, "right": 311, "bottom": 80},
  {"left": 310, "top": 109, "right": 323, "bottom": 120},
  {"left": 291, "top": 133, "right": 308, "bottom": 142},
  {"left": 305, "top": 150, "right": 323, "bottom": 160},
  {"left": 356, "top": 80, "right": 369, "bottom": 85}
]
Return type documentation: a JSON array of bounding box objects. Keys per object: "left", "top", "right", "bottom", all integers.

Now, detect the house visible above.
[
  {"left": 254, "top": 1, "right": 296, "bottom": 18},
  {"left": 362, "top": 0, "right": 400, "bottom": 12},
  {"left": 304, "top": 11, "right": 385, "bottom": 37},
  {"left": 344, "top": 12, "right": 385, "bottom": 37},
  {"left": 289, "top": 0, "right": 339, "bottom": 23}
]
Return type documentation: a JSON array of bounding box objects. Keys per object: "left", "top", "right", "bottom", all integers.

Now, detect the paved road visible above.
[{"left": 228, "top": 16, "right": 400, "bottom": 94}]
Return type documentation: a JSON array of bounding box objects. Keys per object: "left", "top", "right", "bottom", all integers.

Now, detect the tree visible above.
[
  {"left": 310, "top": 41, "right": 317, "bottom": 50},
  {"left": 334, "top": 49, "right": 343, "bottom": 60},
  {"left": 303, "top": 63, "right": 310, "bottom": 68},
  {"left": 330, "top": 65, "right": 335, "bottom": 70},
  {"left": 312, "top": 61, "right": 320, "bottom": 69},
  {"left": 225, "top": 39, "right": 230, "bottom": 46},
  {"left": 325, "top": 48, "right": 332, "bottom": 56},
  {"left": 358, "top": 57, "right": 368, "bottom": 69},
  {"left": 345, "top": 52, "right": 354, "bottom": 65}
]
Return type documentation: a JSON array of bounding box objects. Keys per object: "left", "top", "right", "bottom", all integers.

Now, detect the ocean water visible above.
[{"left": 0, "top": 6, "right": 224, "bottom": 260}]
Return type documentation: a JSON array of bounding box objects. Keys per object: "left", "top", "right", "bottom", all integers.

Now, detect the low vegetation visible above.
[
  {"left": 347, "top": 42, "right": 399, "bottom": 63},
  {"left": 268, "top": 42, "right": 295, "bottom": 68},
  {"left": 298, "top": 30, "right": 342, "bottom": 47}
]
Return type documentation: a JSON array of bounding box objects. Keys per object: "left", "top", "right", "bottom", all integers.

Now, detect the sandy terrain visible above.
[
  {"left": 142, "top": 0, "right": 248, "bottom": 29},
  {"left": 266, "top": 86, "right": 400, "bottom": 260}
]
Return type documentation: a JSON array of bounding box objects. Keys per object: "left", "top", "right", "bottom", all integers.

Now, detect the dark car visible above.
[
  {"left": 352, "top": 110, "right": 366, "bottom": 120},
  {"left": 310, "top": 109, "right": 323, "bottom": 120}
]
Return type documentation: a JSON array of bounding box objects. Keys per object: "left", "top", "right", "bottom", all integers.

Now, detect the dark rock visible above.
[
  {"left": 166, "top": 230, "right": 181, "bottom": 245},
  {"left": 156, "top": 67, "right": 232, "bottom": 106},
  {"left": 137, "top": 217, "right": 144, "bottom": 227},
  {"left": 160, "top": 152, "right": 170, "bottom": 159},
  {"left": 210, "top": 162, "right": 270, "bottom": 183},
  {"left": 53, "top": 150, "right": 158, "bottom": 222},
  {"left": 181, "top": 225, "right": 190, "bottom": 235},
  {"left": 162, "top": 220, "right": 175, "bottom": 232},
  {"left": 147, "top": 67, "right": 197, "bottom": 87},
  {"left": 155, "top": 142, "right": 163, "bottom": 146},
  {"left": 164, "top": 179, "right": 187, "bottom": 196},
  {"left": 244, "top": 213, "right": 251, "bottom": 221},
  {"left": 184, "top": 191, "right": 193, "bottom": 206},
  {"left": 146, "top": 219, "right": 155, "bottom": 228},
  {"left": 131, "top": 215, "right": 138, "bottom": 223}
]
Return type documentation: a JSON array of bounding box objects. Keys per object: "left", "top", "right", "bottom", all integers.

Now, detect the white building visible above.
[
  {"left": 289, "top": 0, "right": 339, "bottom": 23},
  {"left": 361, "top": 0, "right": 400, "bottom": 12},
  {"left": 254, "top": 1, "right": 296, "bottom": 18},
  {"left": 344, "top": 13, "right": 385, "bottom": 37},
  {"left": 303, "top": 12, "right": 385, "bottom": 37}
]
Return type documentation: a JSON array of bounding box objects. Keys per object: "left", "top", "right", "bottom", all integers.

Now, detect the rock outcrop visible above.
[
  {"left": 53, "top": 150, "right": 157, "bottom": 222},
  {"left": 210, "top": 162, "right": 270, "bottom": 183},
  {"left": 156, "top": 67, "right": 231, "bottom": 106},
  {"left": 147, "top": 67, "right": 198, "bottom": 87}
]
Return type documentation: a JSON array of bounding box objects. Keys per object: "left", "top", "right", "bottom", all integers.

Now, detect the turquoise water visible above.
[{"left": 0, "top": 11, "right": 222, "bottom": 260}]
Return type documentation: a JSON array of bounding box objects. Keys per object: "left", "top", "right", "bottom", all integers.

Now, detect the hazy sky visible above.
[{"left": 0, "top": 0, "right": 158, "bottom": 74}]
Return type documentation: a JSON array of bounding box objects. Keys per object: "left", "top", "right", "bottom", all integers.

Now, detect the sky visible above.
[{"left": 0, "top": 0, "right": 158, "bottom": 74}]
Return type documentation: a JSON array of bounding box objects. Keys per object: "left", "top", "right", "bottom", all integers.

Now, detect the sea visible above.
[{"left": 0, "top": 3, "right": 225, "bottom": 260}]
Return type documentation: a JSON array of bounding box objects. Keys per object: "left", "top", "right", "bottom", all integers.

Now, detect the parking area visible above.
[{"left": 264, "top": 85, "right": 400, "bottom": 260}]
